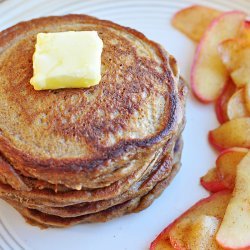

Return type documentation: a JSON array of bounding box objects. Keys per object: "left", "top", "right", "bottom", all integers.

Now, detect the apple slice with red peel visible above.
[
  {"left": 242, "top": 20, "right": 250, "bottom": 31},
  {"left": 169, "top": 215, "right": 222, "bottom": 250},
  {"left": 150, "top": 237, "right": 174, "bottom": 250},
  {"left": 191, "top": 11, "right": 246, "bottom": 103},
  {"left": 168, "top": 191, "right": 231, "bottom": 249},
  {"left": 216, "top": 148, "right": 248, "bottom": 189},
  {"left": 216, "top": 152, "right": 250, "bottom": 249},
  {"left": 227, "top": 89, "right": 250, "bottom": 120},
  {"left": 171, "top": 5, "right": 221, "bottom": 42},
  {"left": 240, "top": 21, "right": 250, "bottom": 40},
  {"left": 245, "top": 83, "right": 250, "bottom": 113},
  {"left": 215, "top": 80, "right": 236, "bottom": 124},
  {"left": 150, "top": 191, "right": 231, "bottom": 250},
  {"left": 209, "top": 118, "right": 250, "bottom": 150},
  {"left": 150, "top": 222, "right": 174, "bottom": 250},
  {"left": 200, "top": 168, "right": 227, "bottom": 193}
]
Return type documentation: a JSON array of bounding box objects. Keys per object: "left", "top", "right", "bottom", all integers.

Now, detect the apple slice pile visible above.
[
  {"left": 172, "top": 5, "right": 249, "bottom": 104},
  {"left": 150, "top": 191, "right": 231, "bottom": 250},
  {"left": 151, "top": 5, "right": 250, "bottom": 250},
  {"left": 191, "top": 11, "right": 246, "bottom": 103},
  {"left": 173, "top": 6, "right": 250, "bottom": 151},
  {"left": 200, "top": 167, "right": 227, "bottom": 193},
  {"left": 201, "top": 147, "right": 248, "bottom": 192},
  {"left": 174, "top": 6, "right": 250, "bottom": 150}
]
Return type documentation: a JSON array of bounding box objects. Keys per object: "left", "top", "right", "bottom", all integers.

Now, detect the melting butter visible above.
[{"left": 30, "top": 31, "right": 103, "bottom": 90}]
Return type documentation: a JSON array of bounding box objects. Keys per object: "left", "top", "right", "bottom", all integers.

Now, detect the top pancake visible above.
[{"left": 0, "top": 15, "right": 183, "bottom": 176}]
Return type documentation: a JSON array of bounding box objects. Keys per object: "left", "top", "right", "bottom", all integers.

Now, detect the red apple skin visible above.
[
  {"left": 150, "top": 191, "right": 231, "bottom": 250},
  {"left": 200, "top": 168, "right": 227, "bottom": 193},
  {"left": 215, "top": 81, "right": 236, "bottom": 124},
  {"left": 191, "top": 11, "right": 246, "bottom": 103},
  {"left": 215, "top": 97, "right": 228, "bottom": 124},
  {"left": 150, "top": 223, "right": 173, "bottom": 250},
  {"left": 200, "top": 176, "right": 227, "bottom": 193},
  {"left": 243, "top": 20, "right": 250, "bottom": 29},
  {"left": 216, "top": 147, "right": 249, "bottom": 165}
]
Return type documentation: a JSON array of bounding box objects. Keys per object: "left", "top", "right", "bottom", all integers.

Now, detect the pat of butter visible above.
[{"left": 30, "top": 31, "right": 103, "bottom": 90}]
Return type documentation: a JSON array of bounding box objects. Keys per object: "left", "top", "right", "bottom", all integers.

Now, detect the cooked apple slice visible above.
[
  {"left": 169, "top": 215, "right": 222, "bottom": 250},
  {"left": 191, "top": 11, "right": 246, "bottom": 103},
  {"left": 242, "top": 20, "right": 250, "bottom": 32},
  {"left": 245, "top": 82, "right": 250, "bottom": 113},
  {"left": 209, "top": 118, "right": 250, "bottom": 150},
  {"left": 150, "top": 191, "right": 231, "bottom": 250},
  {"left": 168, "top": 191, "right": 231, "bottom": 249},
  {"left": 200, "top": 168, "right": 227, "bottom": 193},
  {"left": 150, "top": 220, "right": 175, "bottom": 250},
  {"left": 216, "top": 148, "right": 248, "bottom": 189},
  {"left": 227, "top": 89, "right": 249, "bottom": 120},
  {"left": 239, "top": 20, "right": 250, "bottom": 45},
  {"left": 150, "top": 236, "right": 174, "bottom": 250},
  {"left": 216, "top": 152, "right": 250, "bottom": 249},
  {"left": 215, "top": 80, "right": 236, "bottom": 123},
  {"left": 172, "top": 5, "right": 221, "bottom": 42}
]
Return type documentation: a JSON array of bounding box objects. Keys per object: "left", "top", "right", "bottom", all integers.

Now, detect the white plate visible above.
[{"left": 0, "top": 0, "right": 249, "bottom": 249}]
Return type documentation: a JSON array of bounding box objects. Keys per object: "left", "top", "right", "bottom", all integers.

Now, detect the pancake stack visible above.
[{"left": 0, "top": 15, "right": 187, "bottom": 228}]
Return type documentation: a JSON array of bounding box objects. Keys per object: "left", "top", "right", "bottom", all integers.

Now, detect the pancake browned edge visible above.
[
  {"left": 3, "top": 138, "right": 183, "bottom": 228},
  {"left": 0, "top": 136, "right": 182, "bottom": 215},
  {"left": 0, "top": 14, "right": 187, "bottom": 227}
]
